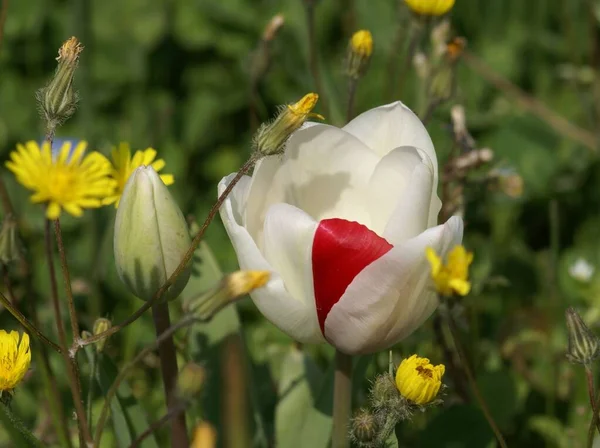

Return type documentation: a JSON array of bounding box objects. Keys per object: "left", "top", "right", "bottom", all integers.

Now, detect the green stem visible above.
[
  {"left": 447, "top": 315, "right": 508, "bottom": 448},
  {"left": 129, "top": 402, "right": 187, "bottom": 448},
  {"left": 304, "top": 0, "right": 330, "bottom": 118},
  {"left": 394, "top": 17, "right": 424, "bottom": 100},
  {"left": 0, "top": 404, "right": 43, "bottom": 448},
  {"left": 346, "top": 78, "right": 358, "bottom": 124},
  {"left": 332, "top": 350, "right": 352, "bottom": 448},
  {"left": 86, "top": 351, "right": 97, "bottom": 433},
  {"left": 587, "top": 388, "right": 600, "bottom": 448},
  {"left": 72, "top": 155, "right": 258, "bottom": 355},
  {"left": 152, "top": 303, "right": 188, "bottom": 448}
]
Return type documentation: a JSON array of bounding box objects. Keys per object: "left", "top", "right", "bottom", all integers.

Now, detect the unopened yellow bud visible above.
[
  {"left": 183, "top": 270, "right": 270, "bottom": 319},
  {"left": 191, "top": 422, "right": 217, "bottom": 448},
  {"left": 405, "top": 0, "right": 455, "bottom": 16},
  {"left": 92, "top": 318, "right": 112, "bottom": 353},
  {"left": 0, "top": 215, "right": 20, "bottom": 264},
  {"left": 395, "top": 354, "right": 445, "bottom": 405},
  {"left": 36, "top": 36, "right": 83, "bottom": 130},
  {"left": 346, "top": 30, "right": 374, "bottom": 79},
  {"left": 177, "top": 363, "right": 206, "bottom": 398},
  {"left": 253, "top": 93, "right": 323, "bottom": 156}
]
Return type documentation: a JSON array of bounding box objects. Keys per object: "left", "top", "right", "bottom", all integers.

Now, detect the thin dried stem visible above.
[{"left": 128, "top": 403, "right": 187, "bottom": 448}]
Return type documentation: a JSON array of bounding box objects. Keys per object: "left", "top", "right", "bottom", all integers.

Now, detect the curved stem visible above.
[
  {"left": 72, "top": 155, "right": 258, "bottom": 355},
  {"left": 128, "top": 402, "right": 187, "bottom": 448},
  {"left": 332, "top": 350, "right": 352, "bottom": 448},
  {"left": 447, "top": 315, "right": 508, "bottom": 448}
]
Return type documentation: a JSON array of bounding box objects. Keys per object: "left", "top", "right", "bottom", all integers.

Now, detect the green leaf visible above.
[
  {"left": 528, "top": 416, "right": 571, "bottom": 448},
  {"left": 84, "top": 348, "right": 159, "bottom": 448},
  {"left": 275, "top": 347, "right": 333, "bottom": 448}
]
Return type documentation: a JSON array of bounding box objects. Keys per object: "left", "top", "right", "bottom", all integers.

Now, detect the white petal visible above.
[
  {"left": 367, "top": 146, "right": 430, "bottom": 235},
  {"left": 382, "top": 157, "right": 434, "bottom": 246},
  {"left": 244, "top": 124, "right": 380, "bottom": 247},
  {"left": 262, "top": 203, "right": 322, "bottom": 340},
  {"left": 323, "top": 216, "right": 463, "bottom": 355},
  {"left": 343, "top": 102, "right": 441, "bottom": 226},
  {"left": 218, "top": 176, "right": 323, "bottom": 343}
]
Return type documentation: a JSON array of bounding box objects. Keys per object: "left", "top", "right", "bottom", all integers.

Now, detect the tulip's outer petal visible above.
[
  {"left": 382, "top": 156, "right": 434, "bottom": 246},
  {"left": 219, "top": 175, "right": 324, "bottom": 343},
  {"left": 367, "top": 146, "right": 429, "bottom": 236},
  {"left": 244, "top": 124, "right": 380, "bottom": 246},
  {"left": 343, "top": 102, "right": 441, "bottom": 227},
  {"left": 323, "top": 216, "right": 463, "bottom": 354},
  {"left": 262, "top": 203, "right": 323, "bottom": 341}
]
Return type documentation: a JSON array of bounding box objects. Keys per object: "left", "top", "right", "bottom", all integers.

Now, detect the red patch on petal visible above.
[{"left": 312, "top": 218, "right": 393, "bottom": 335}]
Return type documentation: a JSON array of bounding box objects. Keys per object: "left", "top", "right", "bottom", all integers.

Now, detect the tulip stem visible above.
[
  {"left": 332, "top": 350, "right": 352, "bottom": 448},
  {"left": 71, "top": 154, "right": 258, "bottom": 355},
  {"left": 446, "top": 314, "right": 508, "bottom": 448},
  {"left": 152, "top": 303, "right": 188, "bottom": 448}
]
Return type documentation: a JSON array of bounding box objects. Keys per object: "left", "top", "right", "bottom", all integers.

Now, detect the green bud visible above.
[
  {"left": 566, "top": 307, "right": 600, "bottom": 365},
  {"left": 114, "top": 166, "right": 192, "bottom": 302},
  {"left": 92, "top": 318, "right": 112, "bottom": 353},
  {"left": 350, "top": 408, "right": 378, "bottom": 447},
  {"left": 0, "top": 215, "right": 20, "bottom": 264},
  {"left": 177, "top": 362, "right": 206, "bottom": 399},
  {"left": 36, "top": 37, "right": 83, "bottom": 131},
  {"left": 370, "top": 373, "right": 399, "bottom": 410}
]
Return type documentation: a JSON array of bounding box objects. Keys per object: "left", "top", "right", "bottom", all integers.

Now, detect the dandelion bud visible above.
[
  {"left": 346, "top": 30, "right": 373, "bottom": 80},
  {"left": 349, "top": 409, "right": 378, "bottom": 447},
  {"left": 191, "top": 422, "right": 217, "bottom": 448},
  {"left": 114, "top": 166, "right": 192, "bottom": 303},
  {"left": 177, "top": 363, "right": 206, "bottom": 399},
  {"left": 36, "top": 37, "right": 83, "bottom": 130},
  {"left": 0, "top": 215, "right": 20, "bottom": 264},
  {"left": 565, "top": 307, "right": 600, "bottom": 365},
  {"left": 370, "top": 373, "right": 399, "bottom": 410},
  {"left": 92, "top": 318, "right": 112, "bottom": 353},
  {"left": 395, "top": 355, "right": 445, "bottom": 405},
  {"left": 183, "top": 270, "right": 270, "bottom": 319},
  {"left": 405, "top": 0, "right": 455, "bottom": 16},
  {"left": 253, "top": 93, "right": 323, "bottom": 156}
]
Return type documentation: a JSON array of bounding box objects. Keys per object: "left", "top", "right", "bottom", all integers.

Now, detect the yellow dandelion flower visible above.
[
  {"left": 426, "top": 245, "right": 473, "bottom": 297},
  {"left": 350, "top": 30, "right": 373, "bottom": 58},
  {"left": 395, "top": 354, "right": 445, "bottom": 405},
  {"left": 102, "top": 142, "right": 174, "bottom": 208},
  {"left": 5, "top": 141, "right": 117, "bottom": 220},
  {"left": 0, "top": 331, "right": 31, "bottom": 392},
  {"left": 405, "top": 0, "right": 455, "bottom": 16}
]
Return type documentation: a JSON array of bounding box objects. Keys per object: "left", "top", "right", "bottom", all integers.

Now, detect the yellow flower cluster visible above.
[
  {"left": 426, "top": 245, "right": 473, "bottom": 297},
  {"left": 0, "top": 331, "right": 31, "bottom": 392},
  {"left": 5, "top": 140, "right": 174, "bottom": 219},
  {"left": 395, "top": 354, "right": 445, "bottom": 405}
]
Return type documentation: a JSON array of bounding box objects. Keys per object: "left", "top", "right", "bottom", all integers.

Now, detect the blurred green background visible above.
[{"left": 2, "top": 0, "right": 600, "bottom": 447}]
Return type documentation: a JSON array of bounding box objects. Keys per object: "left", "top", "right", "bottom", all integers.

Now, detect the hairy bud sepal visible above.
[{"left": 565, "top": 307, "right": 600, "bottom": 365}]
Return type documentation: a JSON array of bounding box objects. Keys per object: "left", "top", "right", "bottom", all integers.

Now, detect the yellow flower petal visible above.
[{"left": 427, "top": 245, "right": 473, "bottom": 297}]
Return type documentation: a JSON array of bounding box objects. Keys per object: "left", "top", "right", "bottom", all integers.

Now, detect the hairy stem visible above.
[{"left": 0, "top": 403, "right": 43, "bottom": 448}]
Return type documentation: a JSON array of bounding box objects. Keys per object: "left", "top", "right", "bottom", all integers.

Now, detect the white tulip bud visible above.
[{"left": 114, "top": 166, "right": 192, "bottom": 302}]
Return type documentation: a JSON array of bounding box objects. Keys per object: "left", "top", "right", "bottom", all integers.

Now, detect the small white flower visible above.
[{"left": 569, "top": 258, "right": 595, "bottom": 283}]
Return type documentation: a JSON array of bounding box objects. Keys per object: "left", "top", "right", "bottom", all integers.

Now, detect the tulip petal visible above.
[
  {"left": 312, "top": 218, "right": 393, "bottom": 334},
  {"left": 219, "top": 175, "right": 324, "bottom": 343},
  {"left": 382, "top": 158, "right": 434, "bottom": 245},
  {"left": 344, "top": 102, "right": 441, "bottom": 226},
  {"left": 244, "top": 124, "right": 380, "bottom": 247},
  {"left": 367, "top": 146, "right": 429, "bottom": 235},
  {"left": 323, "top": 216, "right": 463, "bottom": 355}
]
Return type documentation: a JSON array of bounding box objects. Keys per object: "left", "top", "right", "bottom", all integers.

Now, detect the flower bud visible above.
[
  {"left": 565, "top": 307, "right": 600, "bottom": 365},
  {"left": 183, "top": 270, "right": 270, "bottom": 319},
  {"left": 0, "top": 215, "right": 21, "bottom": 264},
  {"left": 349, "top": 409, "right": 378, "bottom": 447},
  {"left": 395, "top": 354, "right": 445, "bottom": 405},
  {"left": 114, "top": 166, "right": 192, "bottom": 302},
  {"left": 405, "top": 0, "right": 455, "bottom": 16},
  {"left": 177, "top": 363, "right": 206, "bottom": 399},
  {"left": 346, "top": 30, "right": 373, "bottom": 80},
  {"left": 92, "top": 318, "right": 112, "bottom": 353},
  {"left": 36, "top": 37, "right": 83, "bottom": 130},
  {"left": 253, "top": 93, "right": 323, "bottom": 156},
  {"left": 370, "top": 373, "right": 400, "bottom": 410},
  {"left": 191, "top": 422, "right": 217, "bottom": 448}
]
